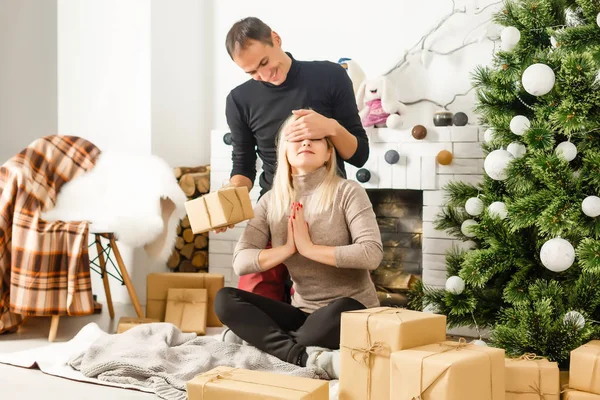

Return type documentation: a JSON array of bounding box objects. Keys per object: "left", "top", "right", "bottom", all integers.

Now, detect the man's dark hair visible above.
[{"left": 225, "top": 17, "right": 273, "bottom": 58}]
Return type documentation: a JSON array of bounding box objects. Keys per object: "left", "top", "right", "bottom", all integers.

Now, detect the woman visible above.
[{"left": 214, "top": 113, "right": 383, "bottom": 379}]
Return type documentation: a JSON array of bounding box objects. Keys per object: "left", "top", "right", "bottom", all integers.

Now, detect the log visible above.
[
  {"left": 179, "top": 260, "right": 196, "bottom": 272},
  {"left": 192, "top": 250, "right": 207, "bottom": 268},
  {"left": 194, "top": 235, "right": 208, "bottom": 249},
  {"left": 181, "top": 243, "right": 195, "bottom": 259},
  {"left": 175, "top": 236, "right": 185, "bottom": 250},
  {"left": 167, "top": 250, "right": 180, "bottom": 269},
  {"left": 179, "top": 172, "right": 210, "bottom": 197},
  {"left": 183, "top": 228, "right": 194, "bottom": 243},
  {"left": 181, "top": 216, "right": 191, "bottom": 228},
  {"left": 176, "top": 224, "right": 182, "bottom": 235},
  {"left": 174, "top": 166, "right": 208, "bottom": 180},
  {"left": 196, "top": 174, "right": 210, "bottom": 194}
]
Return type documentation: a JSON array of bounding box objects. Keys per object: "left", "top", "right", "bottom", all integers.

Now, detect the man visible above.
[{"left": 220, "top": 17, "right": 369, "bottom": 302}]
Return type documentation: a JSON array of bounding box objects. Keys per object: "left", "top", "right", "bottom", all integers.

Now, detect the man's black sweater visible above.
[{"left": 225, "top": 53, "right": 369, "bottom": 197}]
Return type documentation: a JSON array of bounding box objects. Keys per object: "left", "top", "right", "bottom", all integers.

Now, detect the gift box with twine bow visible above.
[
  {"left": 186, "top": 366, "right": 329, "bottom": 399},
  {"left": 505, "top": 353, "right": 559, "bottom": 400},
  {"left": 164, "top": 288, "right": 207, "bottom": 335},
  {"left": 338, "top": 307, "right": 446, "bottom": 400},
  {"left": 390, "top": 338, "right": 505, "bottom": 400},
  {"left": 570, "top": 340, "right": 600, "bottom": 395},
  {"left": 185, "top": 186, "right": 254, "bottom": 234}
]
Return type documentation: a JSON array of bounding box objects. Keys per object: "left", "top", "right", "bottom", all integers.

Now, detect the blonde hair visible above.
[{"left": 267, "top": 114, "right": 341, "bottom": 223}]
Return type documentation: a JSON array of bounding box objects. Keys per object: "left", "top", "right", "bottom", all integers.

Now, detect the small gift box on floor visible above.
[
  {"left": 186, "top": 366, "right": 329, "bottom": 399},
  {"left": 505, "top": 354, "right": 559, "bottom": 399},
  {"left": 338, "top": 307, "right": 447, "bottom": 400},
  {"left": 390, "top": 339, "right": 505, "bottom": 400},
  {"left": 164, "top": 288, "right": 207, "bottom": 335},
  {"left": 116, "top": 317, "right": 160, "bottom": 333},
  {"left": 570, "top": 340, "right": 600, "bottom": 395},
  {"left": 563, "top": 390, "right": 600, "bottom": 399},
  {"left": 146, "top": 272, "right": 224, "bottom": 327},
  {"left": 185, "top": 186, "right": 254, "bottom": 234}
]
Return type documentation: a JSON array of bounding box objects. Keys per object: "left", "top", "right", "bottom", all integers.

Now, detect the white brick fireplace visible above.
[{"left": 208, "top": 125, "right": 484, "bottom": 289}]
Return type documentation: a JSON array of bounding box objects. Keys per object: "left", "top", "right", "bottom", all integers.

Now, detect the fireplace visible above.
[{"left": 367, "top": 189, "right": 423, "bottom": 307}]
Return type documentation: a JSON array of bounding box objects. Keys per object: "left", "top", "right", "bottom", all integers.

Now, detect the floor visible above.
[{"left": 0, "top": 302, "right": 203, "bottom": 400}]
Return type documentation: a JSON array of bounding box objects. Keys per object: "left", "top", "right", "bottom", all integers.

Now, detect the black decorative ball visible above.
[
  {"left": 453, "top": 112, "right": 469, "bottom": 126},
  {"left": 223, "top": 132, "right": 233, "bottom": 145},
  {"left": 385, "top": 149, "right": 400, "bottom": 164},
  {"left": 433, "top": 111, "right": 453, "bottom": 127},
  {"left": 356, "top": 168, "right": 371, "bottom": 183}
]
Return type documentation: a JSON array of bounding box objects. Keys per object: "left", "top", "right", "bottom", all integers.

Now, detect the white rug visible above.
[{"left": 0, "top": 323, "right": 340, "bottom": 399}]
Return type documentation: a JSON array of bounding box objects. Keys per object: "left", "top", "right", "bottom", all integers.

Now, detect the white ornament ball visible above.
[
  {"left": 573, "top": 170, "right": 582, "bottom": 179},
  {"left": 501, "top": 26, "right": 521, "bottom": 51},
  {"left": 597, "top": 12, "right": 600, "bottom": 28},
  {"left": 488, "top": 201, "right": 508, "bottom": 219},
  {"left": 555, "top": 141, "right": 577, "bottom": 162},
  {"left": 463, "top": 240, "right": 477, "bottom": 250},
  {"left": 540, "top": 237, "right": 575, "bottom": 272},
  {"left": 484, "top": 128, "right": 495, "bottom": 143},
  {"left": 563, "top": 311, "right": 585, "bottom": 330},
  {"left": 522, "top": 63, "right": 556, "bottom": 96},
  {"left": 484, "top": 149, "right": 514, "bottom": 181},
  {"left": 471, "top": 339, "right": 488, "bottom": 347},
  {"left": 386, "top": 114, "right": 403, "bottom": 129},
  {"left": 461, "top": 219, "right": 478, "bottom": 238},
  {"left": 507, "top": 142, "right": 527, "bottom": 159},
  {"left": 510, "top": 115, "right": 531, "bottom": 136},
  {"left": 445, "top": 276, "right": 465, "bottom": 294},
  {"left": 582, "top": 196, "right": 600, "bottom": 217},
  {"left": 550, "top": 36, "right": 558, "bottom": 48},
  {"left": 465, "top": 197, "right": 484, "bottom": 216}
]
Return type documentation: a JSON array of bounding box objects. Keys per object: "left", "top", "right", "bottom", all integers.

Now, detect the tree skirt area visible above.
[{"left": 0, "top": 323, "right": 339, "bottom": 399}]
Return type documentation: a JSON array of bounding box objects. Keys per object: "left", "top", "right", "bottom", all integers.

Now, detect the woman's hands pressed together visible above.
[{"left": 290, "top": 202, "right": 313, "bottom": 256}]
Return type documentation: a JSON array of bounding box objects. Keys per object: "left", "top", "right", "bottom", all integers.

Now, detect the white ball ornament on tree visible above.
[
  {"left": 488, "top": 201, "right": 508, "bottom": 219},
  {"left": 555, "top": 141, "right": 577, "bottom": 162},
  {"left": 510, "top": 115, "right": 531, "bottom": 136},
  {"left": 471, "top": 339, "right": 488, "bottom": 347},
  {"left": 540, "top": 237, "right": 575, "bottom": 272},
  {"left": 501, "top": 26, "right": 521, "bottom": 51},
  {"left": 463, "top": 240, "right": 477, "bottom": 250},
  {"left": 445, "top": 276, "right": 465, "bottom": 294},
  {"left": 550, "top": 36, "right": 558, "bottom": 48},
  {"left": 507, "top": 142, "right": 527, "bottom": 158},
  {"left": 563, "top": 311, "right": 585, "bottom": 330},
  {"left": 465, "top": 197, "right": 484, "bottom": 216},
  {"left": 582, "top": 196, "right": 600, "bottom": 217},
  {"left": 461, "top": 219, "right": 478, "bottom": 237},
  {"left": 484, "top": 149, "right": 514, "bottom": 181},
  {"left": 522, "top": 64, "right": 556, "bottom": 96},
  {"left": 484, "top": 128, "right": 495, "bottom": 143},
  {"left": 597, "top": 12, "right": 600, "bottom": 28}
]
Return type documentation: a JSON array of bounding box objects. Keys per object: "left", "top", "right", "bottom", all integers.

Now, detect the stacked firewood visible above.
[{"left": 167, "top": 166, "right": 210, "bottom": 272}]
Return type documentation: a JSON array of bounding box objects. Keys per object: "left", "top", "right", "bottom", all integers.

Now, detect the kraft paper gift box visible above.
[
  {"left": 186, "top": 366, "right": 329, "bottom": 399},
  {"left": 505, "top": 355, "right": 560, "bottom": 399},
  {"left": 164, "top": 288, "right": 207, "bottom": 335},
  {"left": 146, "top": 272, "right": 224, "bottom": 327},
  {"left": 390, "top": 340, "right": 505, "bottom": 400},
  {"left": 185, "top": 186, "right": 254, "bottom": 234},
  {"left": 562, "top": 390, "right": 600, "bottom": 399},
  {"left": 116, "top": 317, "right": 160, "bottom": 333},
  {"left": 338, "top": 307, "right": 447, "bottom": 400},
  {"left": 570, "top": 340, "right": 600, "bottom": 395}
]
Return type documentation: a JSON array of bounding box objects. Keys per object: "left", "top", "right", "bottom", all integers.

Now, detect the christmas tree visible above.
[{"left": 420, "top": 0, "right": 600, "bottom": 366}]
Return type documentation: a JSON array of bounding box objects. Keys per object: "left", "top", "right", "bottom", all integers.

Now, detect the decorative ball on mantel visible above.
[
  {"left": 356, "top": 168, "right": 371, "bottom": 183},
  {"left": 384, "top": 149, "right": 400, "bottom": 165},
  {"left": 453, "top": 112, "right": 469, "bottom": 126},
  {"left": 445, "top": 276, "right": 465, "bottom": 294},
  {"left": 412, "top": 125, "right": 428, "bottom": 140},
  {"left": 436, "top": 150, "right": 453, "bottom": 165},
  {"left": 582, "top": 196, "right": 600, "bottom": 218},
  {"left": 540, "top": 237, "right": 575, "bottom": 272},
  {"left": 465, "top": 197, "right": 484, "bottom": 216},
  {"left": 433, "top": 110, "right": 453, "bottom": 127},
  {"left": 386, "top": 114, "right": 403, "bottom": 129}
]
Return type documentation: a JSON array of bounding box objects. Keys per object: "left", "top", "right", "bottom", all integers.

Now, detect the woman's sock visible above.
[
  {"left": 305, "top": 346, "right": 341, "bottom": 379},
  {"left": 220, "top": 328, "right": 246, "bottom": 345}
]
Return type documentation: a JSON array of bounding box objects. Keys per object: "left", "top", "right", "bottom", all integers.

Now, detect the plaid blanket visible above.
[{"left": 0, "top": 135, "right": 101, "bottom": 334}]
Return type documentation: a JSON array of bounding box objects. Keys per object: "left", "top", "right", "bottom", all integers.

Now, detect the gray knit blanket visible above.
[{"left": 68, "top": 323, "right": 330, "bottom": 400}]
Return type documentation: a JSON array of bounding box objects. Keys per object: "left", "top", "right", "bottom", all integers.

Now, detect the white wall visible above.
[
  {"left": 212, "top": 0, "right": 498, "bottom": 129},
  {"left": 151, "top": 0, "right": 214, "bottom": 168},
  {"left": 58, "top": 0, "right": 153, "bottom": 306},
  {"left": 0, "top": 0, "right": 57, "bottom": 164}
]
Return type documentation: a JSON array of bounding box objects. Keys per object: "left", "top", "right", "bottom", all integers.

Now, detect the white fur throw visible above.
[{"left": 42, "top": 151, "right": 188, "bottom": 263}]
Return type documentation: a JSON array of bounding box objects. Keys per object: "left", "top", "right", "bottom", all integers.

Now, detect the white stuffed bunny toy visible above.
[{"left": 356, "top": 75, "right": 406, "bottom": 129}]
